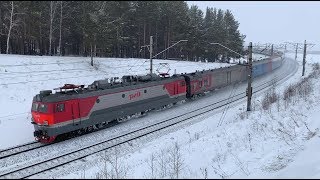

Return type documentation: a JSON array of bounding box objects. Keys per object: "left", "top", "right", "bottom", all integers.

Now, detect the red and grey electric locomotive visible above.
[{"left": 31, "top": 74, "right": 187, "bottom": 143}]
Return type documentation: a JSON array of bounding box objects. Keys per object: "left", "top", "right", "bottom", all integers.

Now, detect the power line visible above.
[
  {"left": 0, "top": 73, "right": 110, "bottom": 86},
  {"left": 0, "top": 60, "right": 88, "bottom": 67},
  {"left": 284, "top": 41, "right": 315, "bottom": 61},
  {"left": 218, "top": 83, "right": 239, "bottom": 127}
]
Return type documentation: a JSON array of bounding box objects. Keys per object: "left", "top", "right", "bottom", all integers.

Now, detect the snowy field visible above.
[{"left": 1, "top": 52, "right": 319, "bottom": 178}]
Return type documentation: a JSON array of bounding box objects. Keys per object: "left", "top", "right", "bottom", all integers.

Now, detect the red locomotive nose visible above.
[
  {"left": 31, "top": 102, "right": 54, "bottom": 125},
  {"left": 31, "top": 101, "right": 56, "bottom": 143}
]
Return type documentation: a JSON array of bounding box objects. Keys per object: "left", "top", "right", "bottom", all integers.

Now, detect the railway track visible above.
[
  {"left": 0, "top": 141, "right": 44, "bottom": 160},
  {"left": 0, "top": 58, "right": 298, "bottom": 179}
]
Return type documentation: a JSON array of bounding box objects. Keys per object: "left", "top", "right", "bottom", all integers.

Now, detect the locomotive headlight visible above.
[{"left": 43, "top": 120, "right": 48, "bottom": 126}]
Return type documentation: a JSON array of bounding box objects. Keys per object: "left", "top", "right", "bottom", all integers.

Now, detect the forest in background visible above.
[{"left": 0, "top": 1, "right": 245, "bottom": 62}]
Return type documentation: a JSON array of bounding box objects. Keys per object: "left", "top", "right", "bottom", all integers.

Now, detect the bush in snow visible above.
[
  {"left": 283, "top": 84, "right": 296, "bottom": 107},
  {"left": 310, "top": 63, "right": 320, "bottom": 78},
  {"left": 262, "top": 90, "right": 279, "bottom": 111}
]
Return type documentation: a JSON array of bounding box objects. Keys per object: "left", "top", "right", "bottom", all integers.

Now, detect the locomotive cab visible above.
[
  {"left": 31, "top": 101, "right": 54, "bottom": 126},
  {"left": 31, "top": 90, "right": 54, "bottom": 126},
  {"left": 31, "top": 90, "right": 57, "bottom": 142},
  {"left": 31, "top": 86, "right": 85, "bottom": 143}
]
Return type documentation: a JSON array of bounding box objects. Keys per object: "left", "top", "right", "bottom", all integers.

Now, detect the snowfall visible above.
[{"left": 0, "top": 51, "right": 319, "bottom": 178}]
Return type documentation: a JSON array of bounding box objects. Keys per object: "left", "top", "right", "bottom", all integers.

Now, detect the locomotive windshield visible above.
[
  {"left": 38, "top": 104, "right": 48, "bottom": 113},
  {"left": 31, "top": 102, "right": 48, "bottom": 113}
]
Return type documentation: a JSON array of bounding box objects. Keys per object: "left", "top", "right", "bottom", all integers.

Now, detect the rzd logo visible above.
[{"left": 129, "top": 91, "right": 141, "bottom": 100}]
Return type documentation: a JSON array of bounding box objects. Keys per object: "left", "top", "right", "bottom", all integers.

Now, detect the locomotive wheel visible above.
[
  {"left": 87, "top": 125, "right": 94, "bottom": 132},
  {"left": 95, "top": 123, "right": 102, "bottom": 129},
  {"left": 69, "top": 131, "right": 77, "bottom": 138},
  {"left": 116, "top": 118, "right": 123, "bottom": 123},
  {"left": 101, "top": 122, "right": 108, "bottom": 127},
  {"left": 139, "top": 111, "right": 148, "bottom": 118},
  {"left": 77, "top": 129, "right": 84, "bottom": 135}
]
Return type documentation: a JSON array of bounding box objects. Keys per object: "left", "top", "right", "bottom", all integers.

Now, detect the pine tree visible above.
[
  {"left": 203, "top": 7, "right": 216, "bottom": 62},
  {"left": 223, "top": 10, "right": 244, "bottom": 60},
  {"left": 0, "top": 1, "right": 245, "bottom": 59},
  {"left": 187, "top": 5, "right": 204, "bottom": 61}
]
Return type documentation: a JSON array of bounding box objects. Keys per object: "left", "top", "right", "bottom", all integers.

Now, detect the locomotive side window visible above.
[
  {"left": 56, "top": 103, "right": 65, "bottom": 112},
  {"left": 38, "top": 104, "right": 48, "bottom": 113},
  {"left": 31, "top": 103, "right": 39, "bottom": 112}
]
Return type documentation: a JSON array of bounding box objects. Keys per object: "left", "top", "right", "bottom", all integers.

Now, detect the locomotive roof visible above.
[{"left": 33, "top": 74, "right": 185, "bottom": 103}]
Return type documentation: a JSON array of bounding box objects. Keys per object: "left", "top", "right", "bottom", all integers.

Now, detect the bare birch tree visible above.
[
  {"left": 58, "top": 1, "right": 62, "bottom": 56},
  {"left": 49, "top": 1, "right": 57, "bottom": 56},
  {"left": 58, "top": 1, "right": 74, "bottom": 56},
  {"left": 5, "top": 1, "right": 14, "bottom": 54},
  {"left": 169, "top": 142, "right": 185, "bottom": 179},
  {"left": 3, "top": 1, "right": 24, "bottom": 54},
  {"left": 0, "top": 5, "right": 2, "bottom": 54},
  {"left": 157, "top": 149, "right": 169, "bottom": 178},
  {"left": 146, "top": 153, "right": 157, "bottom": 179},
  {"left": 97, "top": 148, "right": 129, "bottom": 179}
]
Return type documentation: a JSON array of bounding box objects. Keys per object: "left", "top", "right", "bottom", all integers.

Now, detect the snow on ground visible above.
[
  {"left": 274, "top": 108, "right": 320, "bottom": 179},
  {"left": 2, "top": 52, "right": 319, "bottom": 179}
]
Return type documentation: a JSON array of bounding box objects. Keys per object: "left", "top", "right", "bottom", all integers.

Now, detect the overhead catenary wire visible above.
[
  {"left": 0, "top": 62, "right": 190, "bottom": 80},
  {"left": 0, "top": 73, "right": 110, "bottom": 86},
  {"left": 0, "top": 68, "right": 165, "bottom": 86},
  {"left": 0, "top": 60, "right": 88, "bottom": 67},
  {"left": 217, "top": 77, "right": 241, "bottom": 127},
  {"left": 0, "top": 58, "right": 255, "bottom": 85}
]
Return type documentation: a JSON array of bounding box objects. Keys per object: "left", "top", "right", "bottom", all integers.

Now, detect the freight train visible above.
[{"left": 31, "top": 55, "right": 284, "bottom": 143}]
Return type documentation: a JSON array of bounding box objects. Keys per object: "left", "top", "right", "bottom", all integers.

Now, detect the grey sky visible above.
[{"left": 187, "top": 1, "right": 320, "bottom": 50}]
